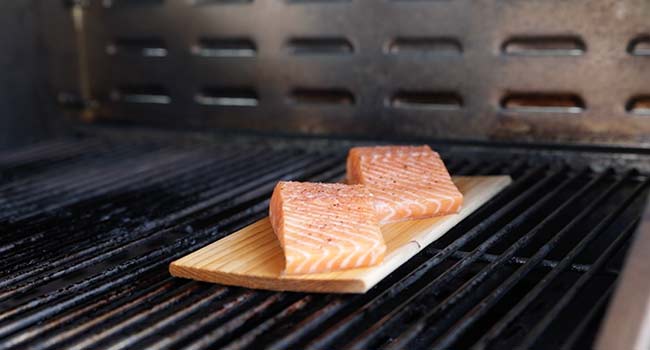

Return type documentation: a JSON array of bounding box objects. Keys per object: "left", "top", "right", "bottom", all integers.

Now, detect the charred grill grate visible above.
[{"left": 0, "top": 138, "right": 649, "bottom": 350}]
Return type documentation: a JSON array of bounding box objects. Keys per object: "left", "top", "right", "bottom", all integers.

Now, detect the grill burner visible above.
[{"left": 0, "top": 138, "right": 649, "bottom": 350}]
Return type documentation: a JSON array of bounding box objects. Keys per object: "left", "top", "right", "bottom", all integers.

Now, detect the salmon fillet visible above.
[
  {"left": 347, "top": 145, "right": 463, "bottom": 224},
  {"left": 269, "top": 181, "right": 386, "bottom": 275}
]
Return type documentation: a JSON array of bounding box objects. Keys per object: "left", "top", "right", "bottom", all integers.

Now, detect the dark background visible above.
[{"left": 0, "top": 1, "right": 67, "bottom": 150}]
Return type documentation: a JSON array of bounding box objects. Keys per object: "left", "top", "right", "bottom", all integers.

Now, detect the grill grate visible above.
[{"left": 0, "top": 138, "right": 649, "bottom": 350}]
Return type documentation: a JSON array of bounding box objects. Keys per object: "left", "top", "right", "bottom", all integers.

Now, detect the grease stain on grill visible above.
[
  {"left": 191, "top": 38, "right": 256, "bottom": 57},
  {"left": 386, "top": 38, "right": 462, "bottom": 56},
  {"left": 287, "top": 38, "right": 354, "bottom": 55},
  {"left": 627, "top": 36, "right": 650, "bottom": 56},
  {"left": 110, "top": 85, "right": 171, "bottom": 104},
  {"left": 502, "top": 36, "right": 586, "bottom": 56},
  {"left": 102, "top": 0, "right": 164, "bottom": 7},
  {"left": 195, "top": 88, "right": 259, "bottom": 106},
  {"left": 290, "top": 88, "right": 355, "bottom": 105},
  {"left": 501, "top": 93, "right": 585, "bottom": 113},
  {"left": 106, "top": 37, "right": 167, "bottom": 57},
  {"left": 390, "top": 91, "right": 462, "bottom": 110},
  {"left": 625, "top": 96, "right": 650, "bottom": 115}
]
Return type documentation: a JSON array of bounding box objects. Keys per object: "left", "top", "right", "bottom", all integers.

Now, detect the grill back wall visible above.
[{"left": 59, "top": 0, "right": 650, "bottom": 145}]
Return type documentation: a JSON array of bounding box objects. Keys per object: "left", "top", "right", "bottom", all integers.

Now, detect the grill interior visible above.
[
  {"left": 1, "top": 137, "right": 648, "bottom": 350},
  {"left": 29, "top": 0, "right": 649, "bottom": 145}
]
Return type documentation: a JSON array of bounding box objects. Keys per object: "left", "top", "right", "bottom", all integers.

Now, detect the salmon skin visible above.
[
  {"left": 347, "top": 145, "right": 463, "bottom": 224},
  {"left": 269, "top": 181, "right": 386, "bottom": 275}
]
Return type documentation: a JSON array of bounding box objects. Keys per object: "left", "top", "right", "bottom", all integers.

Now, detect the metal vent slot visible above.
[
  {"left": 390, "top": 91, "right": 462, "bottom": 110},
  {"left": 191, "top": 38, "right": 256, "bottom": 57},
  {"left": 290, "top": 88, "right": 354, "bottom": 105},
  {"left": 625, "top": 96, "right": 650, "bottom": 115},
  {"left": 110, "top": 85, "right": 171, "bottom": 104},
  {"left": 192, "top": 0, "right": 253, "bottom": 5},
  {"left": 106, "top": 38, "right": 167, "bottom": 57},
  {"left": 386, "top": 38, "right": 462, "bottom": 56},
  {"left": 627, "top": 36, "right": 650, "bottom": 56},
  {"left": 102, "top": 0, "right": 164, "bottom": 7},
  {"left": 287, "top": 38, "right": 354, "bottom": 55},
  {"left": 501, "top": 93, "right": 585, "bottom": 113},
  {"left": 502, "top": 37, "right": 586, "bottom": 56},
  {"left": 195, "top": 88, "right": 258, "bottom": 106}
]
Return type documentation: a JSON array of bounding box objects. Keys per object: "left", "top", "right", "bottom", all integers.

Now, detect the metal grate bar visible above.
[
  {"left": 97, "top": 286, "right": 233, "bottom": 349},
  {"left": 518, "top": 216, "right": 646, "bottom": 348},
  {"left": 393, "top": 170, "right": 622, "bottom": 349},
  {"left": 560, "top": 284, "right": 616, "bottom": 350},
  {"left": 0, "top": 139, "right": 102, "bottom": 169},
  {"left": 0, "top": 148, "right": 180, "bottom": 221},
  {"left": 435, "top": 249, "right": 593, "bottom": 273},
  {"left": 0, "top": 139, "right": 648, "bottom": 349},
  {"left": 101, "top": 169, "right": 347, "bottom": 350},
  {"left": 66, "top": 284, "right": 216, "bottom": 349},
  {"left": 40, "top": 168, "right": 346, "bottom": 350},
  {"left": 0, "top": 148, "right": 248, "bottom": 237},
  {"left": 221, "top": 296, "right": 313, "bottom": 350},
  {"left": 341, "top": 168, "right": 592, "bottom": 350},
  {"left": 0, "top": 152, "right": 310, "bottom": 283},
  {"left": 2, "top": 151, "right": 204, "bottom": 221},
  {"left": 0, "top": 149, "right": 288, "bottom": 268},
  {"left": 0, "top": 153, "right": 322, "bottom": 307},
  {"left": 0, "top": 145, "right": 156, "bottom": 195},
  {"left": 0, "top": 149, "right": 251, "bottom": 251},
  {"left": 1, "top": 277, "right": 180, "bottom": 349},
  {"left": 0, "top": 154, "right": 336, "bottom": 304},
  {"left": 443, "top": 176, "right": 648, "bottom": 349},
  {"left": 183, "top": 293, "right": 299, "bottom": 350},
  {"left": 0, "top": 149, "right": 346, "bottom": 346},
  {"left": 31, "top": 165, "right": 347, "bottom": 350}
]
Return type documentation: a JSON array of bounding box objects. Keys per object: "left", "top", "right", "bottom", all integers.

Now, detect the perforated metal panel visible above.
[{"left": 63, "top": 0, "right": 650, "bottom": 145}]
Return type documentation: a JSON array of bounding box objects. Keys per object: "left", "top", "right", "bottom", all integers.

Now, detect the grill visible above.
[
  {"left": 1, "top": 138, "right": 649, "bottom": 349},
  {"left": 3, "top": 0, "right": 650, "bottom": 348}
]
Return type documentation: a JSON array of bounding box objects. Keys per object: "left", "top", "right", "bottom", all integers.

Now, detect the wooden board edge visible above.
[{"left": 170, "top": 262, "right": 369, "bottom": 293}]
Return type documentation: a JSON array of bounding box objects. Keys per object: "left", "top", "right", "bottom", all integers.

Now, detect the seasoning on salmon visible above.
[
  {"left": 269, "top": 181, "right": 386, "bottom": 275},
  {"left": 346, "top": 145, "right": 463, "bottom": 224}
]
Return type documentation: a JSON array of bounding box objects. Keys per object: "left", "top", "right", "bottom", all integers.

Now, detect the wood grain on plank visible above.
[{"left": 170, "top": 176, "right": 512, "bottom": 293}]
